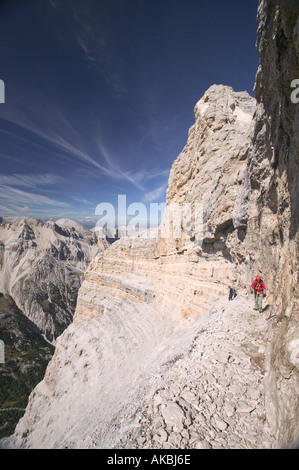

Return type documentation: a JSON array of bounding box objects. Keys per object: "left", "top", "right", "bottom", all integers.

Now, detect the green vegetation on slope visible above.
[{"left": 0, "top": 294, "right": 54, "bottom": 438}]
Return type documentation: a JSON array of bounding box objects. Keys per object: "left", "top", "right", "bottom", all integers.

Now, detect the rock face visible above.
[
  {"left": 162, "top": 85, "right": 255, "bottom": 293},
  {"left": 76, "top": 86, "right": 255, "bottom": 331},
  {"left": 243, "top": 0, "right": 299, "bottom": 448},
  {"left": 166, "top": 84, "right": 255, "bottom": 233},
  {"left": 0, "top": 217, "right": 102, "bottom": 341},
  {"left": 3, "top": 0, "right": 299, "bottom": 450}
]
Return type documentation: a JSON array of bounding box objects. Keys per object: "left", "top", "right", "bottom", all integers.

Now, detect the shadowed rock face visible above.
[{"left": 244, "top": 0, "right": 299, "bottom": 448}]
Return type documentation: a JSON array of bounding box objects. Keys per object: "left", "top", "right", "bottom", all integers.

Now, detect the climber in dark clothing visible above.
[{"left": 228, "top": 286, "right": 237, "bottom": 301}]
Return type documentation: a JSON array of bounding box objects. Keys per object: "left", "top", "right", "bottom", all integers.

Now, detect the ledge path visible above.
[{"left": 116, "top": 296, "right": 273, "bottom": 449}]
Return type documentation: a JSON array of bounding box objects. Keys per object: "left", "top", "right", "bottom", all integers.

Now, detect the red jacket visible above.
[{"left": 251, "top": 280, "right": 266, "bottom": 294}]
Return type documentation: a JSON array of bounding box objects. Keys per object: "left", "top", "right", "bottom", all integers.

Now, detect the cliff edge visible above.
[{"left": 244, "top": 0, "right": 299, "bottom": 448}]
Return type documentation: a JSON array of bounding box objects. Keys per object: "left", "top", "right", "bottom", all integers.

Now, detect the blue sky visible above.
[{"left": 0, "top": 0, "right": 259, "bottom": 226}]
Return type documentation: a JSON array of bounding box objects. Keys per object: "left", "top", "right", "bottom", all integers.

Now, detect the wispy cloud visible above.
[
  {"left": 0, "top": 204, "right": 17, "bottom": 215},
  {"left": 93, "top": 137, "right": 145, "bottom": 188},
  {"left": 73, "top": 155, "right": 171, "bottom": 195},
  {"left": 0, "top": 184, "right": 69, "bottom": 207},
  {"left": 0, "top": 172, "right": 69, "bottom": 217},
  {"left": 1, "top": 111, "right": 138, "bottom": 188},
  {"left": 2, "top": 95, "right": 156, "bottom": 191},
  {"left": 0, "top": 0, "right": 172, "bottom": 211},
  {"left": 70, "top": 196, "right": 94, "bottom": 206},
  {"left": 0, "top": 173, "right": 63, "bottom": 188},
  {"left": 49, "top": 0, "right": 126, "bottom": 100},
  {"left": 144, "top": 183, "right": 168, "bottom": 202},
  {"left": 76, "top": 25, "right": 126, "bottom": 99}
]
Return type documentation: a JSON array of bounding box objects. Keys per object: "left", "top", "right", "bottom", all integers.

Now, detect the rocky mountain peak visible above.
[
  {"left": 0, "top": 216, "right": 102, "bottom": 341},
  {"left": 165, "top": 84, "right": 255, "bottom": 248}
]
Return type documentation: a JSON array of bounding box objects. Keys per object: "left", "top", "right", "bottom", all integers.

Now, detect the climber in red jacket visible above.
[{"left": 251, "top": 275, "right": 266, "bottom": 313}]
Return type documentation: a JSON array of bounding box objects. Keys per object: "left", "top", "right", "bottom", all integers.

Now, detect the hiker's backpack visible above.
[{"left": 253, "top": 279, "right": 264, "bottom": 293}]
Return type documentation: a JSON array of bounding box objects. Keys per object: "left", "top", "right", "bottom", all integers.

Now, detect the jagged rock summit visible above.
[{"left": 0, "top": 216, "right": 102, "bottom": 341}]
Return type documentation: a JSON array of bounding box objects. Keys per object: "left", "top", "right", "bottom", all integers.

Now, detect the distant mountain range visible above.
[
  {"left": 0, "top": 216, "right": 105, "bottom": 342},
  {"left": 0, "top": 216, "right": 106, "bottom": 437}
]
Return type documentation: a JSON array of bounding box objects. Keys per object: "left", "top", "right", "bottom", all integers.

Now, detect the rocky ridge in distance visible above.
[{"left": 0, "top": 216, "right": 104, "bottom": 342}]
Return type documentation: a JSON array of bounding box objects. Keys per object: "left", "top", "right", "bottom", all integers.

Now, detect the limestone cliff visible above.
[
  {"left": 76, "top": 86, "right": 255, "bottom": 333},
  {"left": 243, "top": 0, "right": 299, "bottom": 448},
  {"left": 3, "top": 0, "right": 299, "bottom": 450}
]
